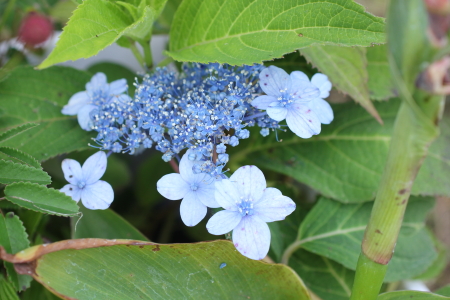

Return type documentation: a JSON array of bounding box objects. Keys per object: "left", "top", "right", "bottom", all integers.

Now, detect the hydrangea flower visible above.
[
  {"left": 252, "top": 65, "right": 329, "bottom": 139},
  {"left": 60, "top": 151, "right": 114, "bottom": 210},
  {"left": 206, "top": 165, "right": 296, "bottom": 260},
  {"left": 157, "top": 150, "right": 220, "bottom": 226},
  {"left": 61, "top": 73, "right": 130, "bottom": 131},
  {"left": 299, "top": 73, "right": 334, "bottom": 125}
]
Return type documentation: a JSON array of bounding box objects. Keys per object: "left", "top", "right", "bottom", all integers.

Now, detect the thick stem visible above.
[
  {"left": 129, "top": 41, "right": 145, "bottom": 67},
  {"left": 350, "top": 97, "right": 442, "bottom": 299},
  {"left": 139, "top": 40, "right": 153, "bottom": 69}
]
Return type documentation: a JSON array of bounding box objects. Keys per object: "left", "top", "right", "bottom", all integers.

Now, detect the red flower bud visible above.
[{"left": 18, "top": 12, "right": 53, "bottom": 47}]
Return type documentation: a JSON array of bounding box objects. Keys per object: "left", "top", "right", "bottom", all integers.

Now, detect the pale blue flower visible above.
[
  {"left": 252, "top": 66, "right": 323, "bottom": 139},
  {"left": 61, "top": 73, "right": 130, "bottom": 131},
  {"left": 60, "top": 151, "right": 114, "bottom": 210},
  {"left": 206, "top": 165, "right": 296, "bottom": 260},
  {"left": 157, "top": 150, "right": 219, "bottom": 226}
]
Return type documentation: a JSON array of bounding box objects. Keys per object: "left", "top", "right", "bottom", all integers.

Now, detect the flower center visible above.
[
  {"left": 236, "top": 197, "right": 254, "bottom": 217},
  {"left": 77, "top": 181, "right": 86, "bottom": 189},
  {"left": 190, "top": 183, "right": 199, "bottom": 191}
]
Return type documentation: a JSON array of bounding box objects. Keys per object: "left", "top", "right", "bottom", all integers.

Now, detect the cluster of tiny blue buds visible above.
[{"left": 90, "top": 63, "right": 280, "bottom": 177}]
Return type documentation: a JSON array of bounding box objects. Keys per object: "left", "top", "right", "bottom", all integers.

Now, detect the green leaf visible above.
[
  {"left": 38, "top": 0, "right": 167, "bottom": 69},
  {"left": 367, "top": 44, "right": 396, "bottom": 100},
  {"left": 20, "top": 280, "right": 60, "bottom": 300},
  {"left": 0, "top": 160, "right": 50, "bottom": 185},
  {"left": 0, "top": 212, "right": 32, "bottom": 291},
  {"left": 234, "top": 100, "right": 450, "bottom": 202},
  {"left": 0, "top": 275, "right": 19, "bottom": 300},
  {"left": 4, "top": 183, "right": 80, "bottom": 217},
  {"left": 377, "top": 291, "right": 450, "bottom": 300},
  {"left": 0, "top": 123, "right": 38, "bottom": 144},
  {"left": 87, "top": 62, "right": 137, "bottom": 97},
  {"left": 4, "top": 240, "right": 311, "bottom": 300},
  {"left": 300, "top": 45, "right": 382, "bottom": 123},
  {"left": 291, "top": 196, "right": 437, "bottom": 282},
  {"left": 436, "top": 285, "right": 450, "bottom": 297},
  {"left": 0, "top": 147, "right": 41, "bottom": 169},
  {"left": 0, "top": 66, "right": 93, "bottom": 161},
  {"left": 414, "top": 233, "right": 446, "bottom": 280},
  {"left": 72, "top": 206, "right": 148, "bottom": 241},
  {"left": 289, "top": 249, "right": 354, "bottom": 300},
  {"left": 168, "top": 0, "right": 385, "bottom": 65},
  {"left": 153, "top": 0, "right": 182, "bottom": 34},
  {"left": 265, "top": 51, "right": 316, "bottom": 76}
]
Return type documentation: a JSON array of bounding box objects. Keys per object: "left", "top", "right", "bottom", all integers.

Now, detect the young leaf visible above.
[
  {"left": 0, "top": 275, "right": 20, "bottom": 300},
  {"left": 72, "top": 206, "right": 148, "bottom": 241},
  {"left": 290, "top": 197, "right": 437, "bottom": 282},
  {"left": 0, "top": 147, "right": 41, "bottom": 169},
  {"left": 0, "top": 66, "right": 93, "bottom": 161},
  {"left": 377, "top": 291, "right": 450, "bottom": 300},
  {"left": 0, "top": 123, "right": 38, "bottom": 144},
  {"left": 367, "top": 44, "right": 396, "bottom": 100},
  {"left": 0, "top": 212, "right": 32, "bottom": 291},
  {"left": 38, "top": 0, "right": 168, "bottom": 69},
  {"left": 0, "top": 239, "right": 311, "bottom": 300},
  {"left": 234, "top": 100, "right": 450, "bottom": 202},
  {"left": 300, "top": 45, "right": 382, "bottom": 123},
  {"left": 168, "top": 0, "right": 385, "bottom": 65},
  {"left": 0, "top": 160, "right": 50, "bottom": 185},
  {"left": 4, "top": 183, "right": 79, "bottom": 217},
  {"left": 289, "top": 249, "right": 354, "bottom": 300}
]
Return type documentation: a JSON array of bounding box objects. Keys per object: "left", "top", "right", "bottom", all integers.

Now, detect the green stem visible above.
[
  {"left": 350, "top": 253, "right": 387, "bottom": 300},
  {"left": 350, "top": 97, "right": 443, "bottom": 300},
  {"left": 139, "top": 40, "right": 153, "bottom": 69},
  {"left": 129, "top": 41, "right": 145, "bottom": 67},
  {"left": 281, "top": 240, "right": 302, "bottom": 265},
  {"left": 157, "top": 56, "right": 174, "bottom": 68}
]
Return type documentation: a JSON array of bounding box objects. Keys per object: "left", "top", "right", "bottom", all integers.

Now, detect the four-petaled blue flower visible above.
[
  {"left": 60, "top": 151, "right": 114, "bottom": 210},
  {"left": 252, "top": 65, "right": 332, "bottom": 138},
  {"left": 157, "top": 150, "right": 220, "bottom": 226},
  {"left": 61, "top": 72, "right": 130, "bottom": 131},
  {"left": 206, "top": 165, "right": 296, "bottom": 260}
]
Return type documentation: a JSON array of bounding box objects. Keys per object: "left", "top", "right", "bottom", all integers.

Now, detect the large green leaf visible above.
[
  {"left": 367, "top": 44, "right": 396, "bottom": 100},
  {"left": 168, "top": 0, "right": 385, "bottom": 65},
  {"left": 300, "top": 45, "right": 381, "bottom": 123},
  {"left": 436, "top": 285, "right": 450, "bottom": 297},
  {"left": 1, "top": 239, "right": 311, "bottom": 300},
  {"left": 0, "top": 66, "right": 93, "bottom": 161},
  {"left": 378, "top": 291, "right": 450, "bottom": 300},
  {"left": 4, "top": 183, "right": 80, "bottom": 217},
  {"left": 0, "top": 160, "right": 50, "bottom": 185},
  {"left": 289, "top": 248, "right": 354, "bottom": 300},
  {"left": 20, "top": 280, "right": 60, "bottom": 300},
  {"left": 72, "top": 206, "right": 148, "bottom": 241},
  {"left": 38, "top": 0, "right": 167, "bottom": 69},
  {"left": 0, "top": 212, "right": 32, "bottom": 291},
  {"left": 291, "top": 197, "right": 437, "bottom": 282},
  {"left": 0, "top": 275, "right": 19, "bottom": 300},
  {"left": 0, "top": 123, "right": 38, "bottom": 144},
  {"left": 0, "top": 147, "right": 41, "bottom": 169},
  {"left": 233, "top": 100, "right": 450, "bottom": 202}
]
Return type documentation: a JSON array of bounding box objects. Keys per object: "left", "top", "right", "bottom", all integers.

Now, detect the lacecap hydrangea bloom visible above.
[
  {"left": 61, "top": 72, "right": 131, "bottom": 131},
  {"left": 252, "top": 65, "right": 333, "bottom": 138},
  {"left": 60, "top": 151, "right": 114, "bottom": 210},
  {"left": 207, "top": 165, "right": 296, "bottom": 260},
  {"left": 157, "top": 150, "right": 219, "bottom": 226}
]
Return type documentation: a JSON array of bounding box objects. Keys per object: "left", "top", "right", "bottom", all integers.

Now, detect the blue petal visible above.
[
  {"left": 86, "top": 73, "right": 107, "bottom": 91},
  {"left": 255, "top": 188, "right": 296, "bottom": 222},
  {"left": 81, "top": 180, "right": 114, "bottom": 210},
  {"left": 62, "top": 158, "right": 83, "bottom": 184},
  {"left": 229, "top": 165, "right": 266, "bottom": 201},
  {"left": 308, "top": 98, "right": 334, "bottom": 125},
  {"left": 232, "top": 215, "right": 271, "bottom": 260},
  {"left": 61, "top": 91, "right": 89, "bottom": 115},
  {"left": 266, "top": 103, "right": 288, "bottom": 121},
  {"left": 252, "top": 95, "right": 277, "bottom": 110},
  {"left": 195, "top": 176, "right": 220, "bottom": 208},
  {"left": 311, "top": 73, "right": 332, "bottom": 98},
  {"left": 157, "top": 173, "right": 189, "bottom": 200},
  {"left": 82, "top": 151, "right": 107, "bottom": 185},
  {"left": 215, "top": 179, "right": 241, "bottom": 210},
  {"left": 286, "top": 103, "right": 321, "bottom": 138},
  {"left": 259, "top": 66, "right": 291, "bottom": 97},
  {"left": 109, "top": 79, "right": 128, "bottom": 95},
  {"left": 77, "top": 104, "right": 96, "bottom": 131},
  {"left": 60, "top": 184, "right": 81, "bottom": 202},
  {"left": 180, "top": 191, "right": 207, "bottom": 226},
  {"left": 207, "top": 210, "right": 242, "bottom": 235}
]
